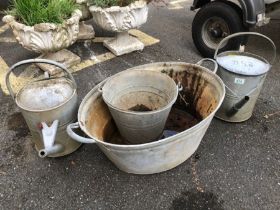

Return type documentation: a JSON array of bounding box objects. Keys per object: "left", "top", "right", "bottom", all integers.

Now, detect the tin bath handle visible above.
[
  {"left": 5, "top": 59, "right": 77, "bottom": 100},
  {"left": 67, "top": 122, "right": 96, "bottom": 144},
  {"left": 213, "top": 32, "right": 277, "bottom": 65},
  {"left": 196, "top": 58, "right": 218, "bottom": 74}
]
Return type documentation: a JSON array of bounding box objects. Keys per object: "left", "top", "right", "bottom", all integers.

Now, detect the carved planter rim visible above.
[
  {"left": 2, "top": 9, "right": 82, "bottom": 33},
  {"left": 76, "top": 0, "right": 88, "bottom": 3},
  {"left": 88, "top": 0, "right": 147, "bottom": 13},
  {"left": 2, "top": 10, "right": 82, "bottom": 53},
  {"left": 88, "top": 0, "right": 148, "bottom": 33}
]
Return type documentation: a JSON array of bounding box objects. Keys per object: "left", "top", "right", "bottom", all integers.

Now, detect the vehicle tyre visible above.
[{"left": 192, "top": 1, "right": 248, "bottom": 58}]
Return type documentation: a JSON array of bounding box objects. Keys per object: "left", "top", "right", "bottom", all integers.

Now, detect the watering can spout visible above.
[
  {"left": 39, "top": 144, "right": 64, "bottom": 158},
  {"left": 38, "top": 120, "right": 64, "bottom": 158},
  {"left": 227, "top": 96, "right": 250, "bottom": 117}
]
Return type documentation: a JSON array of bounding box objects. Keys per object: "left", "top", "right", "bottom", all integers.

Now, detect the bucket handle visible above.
[
  {"left": 67, "top": 122, "right": 96, "bottom": 144},
  {"left": 213, "top": 32, "right": 277, "bottom": 65},
  {"left": 5, "top": 59, "right": 77, "bottom": 100},
  {"left": 196, "top": 58, "right": 218, "bottom": 74}
]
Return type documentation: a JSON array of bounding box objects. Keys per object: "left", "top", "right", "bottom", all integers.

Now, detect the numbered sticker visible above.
[{"left": 234, "top": 78, "right": 245, "bottom": 85}]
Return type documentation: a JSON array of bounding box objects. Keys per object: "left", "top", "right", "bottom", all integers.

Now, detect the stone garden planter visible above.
[
  {"left": 89, "top": 0, "right": 148, "bottom": 56},
  {"left": 2, "top": 10, "right": 85, "bottom": 75},
  {"left": 2, "top": 10, "right": 82, "bottom": 54}
]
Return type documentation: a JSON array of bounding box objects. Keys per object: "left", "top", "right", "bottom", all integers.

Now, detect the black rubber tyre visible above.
[{"left": 192, "top": 1, "right": 248, "bottom": 58}]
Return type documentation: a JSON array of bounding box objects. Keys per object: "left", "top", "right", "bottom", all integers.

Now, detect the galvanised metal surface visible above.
[
  {"left": 214, "top": 32, "right": 276, "bottom": 122},
  {"left": 101, "top": 70, "right": 178, "bottom": 144},
  {"left": 67, "top": 61, "right": 225, "bottom": 174},
  {"left": 5, "top": 59, "right": 81, "bottom": 157}
]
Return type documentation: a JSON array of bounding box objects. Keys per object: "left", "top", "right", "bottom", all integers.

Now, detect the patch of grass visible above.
[
  {"left": 7, "top": 0, "right": 79, "bottom": 26},
  {"left": 89, "top": 0, "right": 142, "bottom": 8}
]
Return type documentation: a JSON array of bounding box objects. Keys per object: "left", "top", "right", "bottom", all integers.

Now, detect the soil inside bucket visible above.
[{"left": 128, "top": 104, "right": 153, "bottom": 112}]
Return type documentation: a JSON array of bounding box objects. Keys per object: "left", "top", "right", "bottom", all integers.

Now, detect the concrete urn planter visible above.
[
  {"left": 2, "top": 10, "right": 82, "bottom": 54},
  {"left": 89, "top": 0, "right": 148, "bottom": 55}
]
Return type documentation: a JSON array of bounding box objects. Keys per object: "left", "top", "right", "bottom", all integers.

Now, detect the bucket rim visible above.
[
  {"left": 101, "top": 69, "right": 179, "bottom": 115},
  {"left": 216, "top": 51, "right": 271, "bottom": 76},
  {"left": 15, "top": 77, "right": 77, "bottom": 113},
  {"left": 77, "top": 62, "right": 226, "bottom": 150}
]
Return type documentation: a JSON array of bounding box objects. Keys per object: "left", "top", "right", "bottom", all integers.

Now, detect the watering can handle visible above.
[
  {"left": 213, "top": 32, "right": 277, "bottom": 64},
  {"left": 5, "top": 59, "right": 77, "bottom": 100},
  {"left": 67, "top": 122, "right": 96, "bottom": 144},
  {"left": 196, "top": 58, "right": 218, "bottom": 74}
]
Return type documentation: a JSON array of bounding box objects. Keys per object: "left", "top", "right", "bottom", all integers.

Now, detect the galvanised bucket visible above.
[
  {"left": 67, "top": 60, "right": 226, "bottom": 174},
  {"left": 101, "top": 70, "right": 179, "bottom": 144},
  {"left": 5, "top": 59, "right": 81, "bottom": 158},
  {"left": 214, "top": 32, "right": 276, "bottom": 122}
]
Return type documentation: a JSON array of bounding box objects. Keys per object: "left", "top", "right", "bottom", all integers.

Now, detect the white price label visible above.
[{"left": 234, "top": 78, "right": 245, "bottom": 85}]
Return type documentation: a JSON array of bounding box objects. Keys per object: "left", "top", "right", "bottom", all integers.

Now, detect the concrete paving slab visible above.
[{"left": 37, "top": 50, "right": 81, "bottom": 75}]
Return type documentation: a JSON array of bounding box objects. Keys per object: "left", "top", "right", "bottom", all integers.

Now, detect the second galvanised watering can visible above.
[
  {"left": 5, "top": 59, "right": 81, "bottom": 158},
  {"left": 214, "top": 32, "right": 276, "bottom": 122}
]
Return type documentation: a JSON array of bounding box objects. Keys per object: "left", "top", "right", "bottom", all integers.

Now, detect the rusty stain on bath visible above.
[
  {"left": 86, "top": 98, "right": 112, "bottom": 141},
  {"left": 163, "top": 66, "right": 219, "bottom": 120}
]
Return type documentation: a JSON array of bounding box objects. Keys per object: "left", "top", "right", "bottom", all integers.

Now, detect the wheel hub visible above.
[
  {"left": 202, "top": 17, "right": 230, "bottom": 49},
  {"left": 210, "top": 27, "right": 223, "bottom": 38}
]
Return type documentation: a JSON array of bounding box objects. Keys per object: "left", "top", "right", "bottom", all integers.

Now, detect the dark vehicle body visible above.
[{"left": 191, "top": 0, "right": 274, "bottom": 57}]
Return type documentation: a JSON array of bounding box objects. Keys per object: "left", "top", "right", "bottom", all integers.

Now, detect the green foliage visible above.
[
  {"left": 89, "top": 0, "right": 139, "bottom": 8},
  {"left": 7, "top": 0, "right": 78, "bottom": 26}
]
